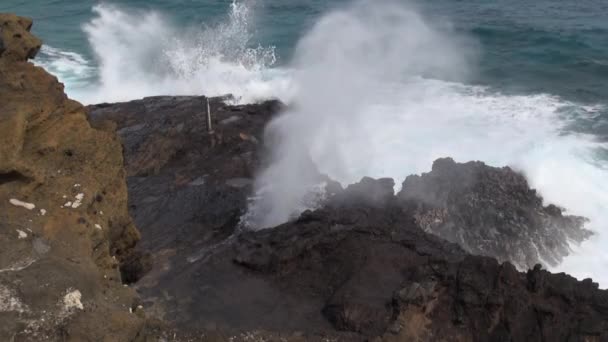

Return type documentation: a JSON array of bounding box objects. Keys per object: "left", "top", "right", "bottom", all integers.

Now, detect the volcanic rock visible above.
[
  {"left": 88, "top": 90, "right": 607, "bottom": 341},
  {"left": 398, "top": 157, "right": 592, "bottom": 269},
  {"left": 88, "top": 96, "right": 283, "bottom": 258},
  {"left": 234, "top": 190, "right": 608, "bottom": 341},
  {"left": 88, "top": 96, "right": 287, "bottom": 331}
]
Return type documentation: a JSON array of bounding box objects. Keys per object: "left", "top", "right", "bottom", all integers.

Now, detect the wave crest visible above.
[{"left": 67, "top": 0, "right": 291, "bottom": 104}]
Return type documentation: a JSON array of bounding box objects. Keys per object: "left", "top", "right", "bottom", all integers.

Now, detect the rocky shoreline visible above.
[{"left": 2, "top": 14, "right": 608, "bottom": 341}]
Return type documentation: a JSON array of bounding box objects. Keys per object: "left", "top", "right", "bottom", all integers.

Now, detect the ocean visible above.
[{"left": 2, "top": 0, "right": 607, "bottom": 285}]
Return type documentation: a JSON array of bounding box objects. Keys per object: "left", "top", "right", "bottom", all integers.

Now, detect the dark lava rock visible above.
[
  {"left": 88, "top": 96, "right": 288, "bottom": 332},
  {"left": 88, "top": 94, "right": 606, "bottom": 341},
  {"left": 235, "top": 207, "right": 608, "bottom": 341},
  {"left": 181, "top": 183, "right": 607, "bottom": 341},
  {"left": 398, "top": 157, "right": 592, "bottom": 270},
  {"left": 229, "top": 180, "right": 608, "bottom": 341},
  {"left": 89, "top": 96, "right": 283, "bottom": 257}
]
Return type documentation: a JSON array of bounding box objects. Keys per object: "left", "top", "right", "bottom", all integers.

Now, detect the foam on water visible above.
[
  {"left": 337, "top": 80, "right": 608, "bottom": 284},
  {"left": 35, "top": 45, "right": 96, "bottom": 95}
]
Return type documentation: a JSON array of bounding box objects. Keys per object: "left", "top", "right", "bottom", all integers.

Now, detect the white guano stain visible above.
[
  {"left": 71, "top": 193, "right": 84, "bottom": 208},
  {"left": 63, "top": 289, "right": 83, "bottom": 310},
  {"left": 16, "top": 229, "right": 28, "bottom": 239},
  {"left": 9, "top": 198, "right": 36, "bottom": 210}
]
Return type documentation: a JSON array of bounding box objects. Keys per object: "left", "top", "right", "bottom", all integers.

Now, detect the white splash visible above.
[
  {"left": 250, "top": 0, "right": 476, "bottom": 228},
  {"left": 58, "top": 0, "right": 292, "bottom": 104}
]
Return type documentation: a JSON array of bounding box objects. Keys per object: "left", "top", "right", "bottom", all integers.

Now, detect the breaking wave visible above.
[
  {"left": 34, "top": 45, "right": 96, "bottom": 95},
  {"left": 42, "top": 0, "right": 293, "bottom": 104}
]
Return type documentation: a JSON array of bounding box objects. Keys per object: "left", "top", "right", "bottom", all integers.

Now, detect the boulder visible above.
[{"left": 398, "top": 157, "right": 592, "bottom": 269}]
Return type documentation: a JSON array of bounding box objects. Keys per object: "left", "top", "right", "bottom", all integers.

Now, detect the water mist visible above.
[
  {"left": 247, "top": 0, "right": 475, "bottom": 228},
  {"left": 246, "top": 0, "right": 608, "bottom": 288}
]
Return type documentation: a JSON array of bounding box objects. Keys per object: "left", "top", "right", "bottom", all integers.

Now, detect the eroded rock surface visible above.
[
  {"left": 88, "top": 96, "right": 282, "bottom": 280},
  {"left": 235, "top": 184, "right": 608, "bottom": 341},
  {"left": 398, "top": 157, "right": 592, "bottom": 269},
  {"left": 90, "top": 94, "right": 606, "bottom": 341},
  {"left": 0, "top": 14, "right": 150, "bottom": 341}
]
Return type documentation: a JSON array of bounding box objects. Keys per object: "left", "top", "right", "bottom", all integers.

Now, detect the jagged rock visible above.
[
  {"left": 331, "top": 176, "right": 395, "bottom": 207},
  {"left": 398, "top": 157, "right": 592, "bottom": 269},
  {"left": 89, "top": 91, "right": 606, "bottom": 341},
  {"left": 88, "top": 96, "right": 286, "bottom": 334},
  {"left": 87, "top": 95, "right": 282, "bottom": 257},
  {"left": 232, "top": 195, "right": 608, "bottom": 341},
  {"left": 0, "top": 14, "right": 151, "bottom": 341}
]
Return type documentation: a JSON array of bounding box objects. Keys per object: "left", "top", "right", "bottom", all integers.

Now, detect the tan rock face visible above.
[
  {"left": 0, "top": 14, "right": 41, "bottom": 62},
  {"left": 0, "top": 13, "right": 146, "bottom": 341}
]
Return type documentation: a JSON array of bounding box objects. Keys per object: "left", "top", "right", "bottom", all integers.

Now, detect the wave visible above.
[
  {"left": 34, "top": 45, "right": 96, "bottom": 95},
  {"left": 41, "top": 0, "right": 293, "bottom": 105}
]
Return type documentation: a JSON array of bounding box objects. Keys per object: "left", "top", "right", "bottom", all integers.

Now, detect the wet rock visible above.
[
  {"left": 88, "top": 96, "right": 285, "bottom": 334},
  {"left": 231, "top": 203, "right": 608, "bottom": 341},
  {"left": 226, "top": 178, "right": 253, "bottom": 188},
  {"left": 89, "top": 97, "right": 283, "bottom": 259},
  {"left": 88, "top": 92, "right": 606, "bottom": 341},
  {"left": 331, "top": 177, "right": 395, "bottom": 208},
  {"left": 398, "top": 157, "right": 592, "bottom": 269},
  {"left": 395, "top": 281, "right": 437, "bottom": 305}
]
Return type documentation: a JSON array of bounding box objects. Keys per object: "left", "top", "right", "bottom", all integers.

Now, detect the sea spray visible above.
[
  {"left": 248, "top": 0, "right": 477, "bottom": 228},
  {"left": 246, "top": 0, "right": 608, "bottom": 287},
  {"left": 70, "top": 0, "right": 291, "bottom": 104}
]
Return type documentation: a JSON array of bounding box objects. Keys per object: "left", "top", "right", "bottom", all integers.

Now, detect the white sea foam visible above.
[{"left": 33, "top": 45, "right": 96, "bottom": 100}]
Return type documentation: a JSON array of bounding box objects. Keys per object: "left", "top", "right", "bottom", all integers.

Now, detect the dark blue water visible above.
[{"left": 2, "top": 1, "right": 607, "bottom": 106}]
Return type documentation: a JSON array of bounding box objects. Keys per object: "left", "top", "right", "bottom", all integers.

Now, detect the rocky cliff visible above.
[{"left": 0, "top": 14, "right": 149, "bottom": 341}]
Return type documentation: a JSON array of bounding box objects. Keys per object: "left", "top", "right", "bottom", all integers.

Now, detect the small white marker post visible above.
[
  {"left": 205, "top": 97, "right": 218, "bottom": 147},
  {"left": 206, "top": 97, "right": 214, "bottom": 134}
]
